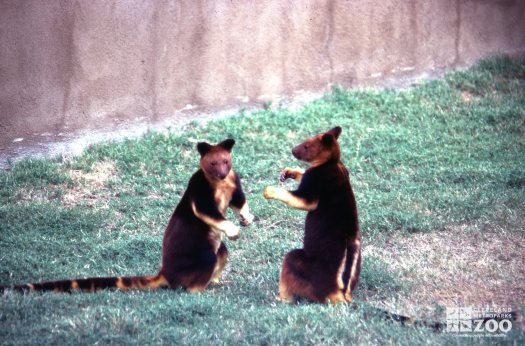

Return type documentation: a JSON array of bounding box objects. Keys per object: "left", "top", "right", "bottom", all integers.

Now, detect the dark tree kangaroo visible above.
[
  {"left": 1, "top": 139, "right": 254, "bottom": 293},
  {"left": 264, "top": 127, "right": 361, "bottom": 303}
]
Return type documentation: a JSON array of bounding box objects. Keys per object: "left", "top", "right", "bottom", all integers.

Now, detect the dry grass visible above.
[
  {"left": 13, "top": 160, "right": 118, "bottom": 209},
  {"left": 63, "top": 160, "right": 117, "bottom": 208},
  {"left": 363, "top": 213, "right": 525, "bottom": 325},
  {"left": 68, "top": 160, "right": 116, "bottom": 188}
]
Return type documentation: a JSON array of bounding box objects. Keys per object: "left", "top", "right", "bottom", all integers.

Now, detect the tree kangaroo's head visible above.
[
  {"left": 292, "top": 126, "right": 342, "bottom": 166},
  {"left": 197, "top": 139, "right": 235, "bottom": 180}
]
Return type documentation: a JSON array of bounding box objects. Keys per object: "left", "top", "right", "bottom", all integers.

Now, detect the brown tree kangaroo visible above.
[
  {"left": 1, "top": 139, "right": 254, "bottom": 293},
  {"left": 264, "top": 126, "right": 361, "bottom": 304}
]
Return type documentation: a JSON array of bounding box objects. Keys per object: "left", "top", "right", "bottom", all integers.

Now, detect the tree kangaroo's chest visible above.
[
  {"left": 213, "top": 174, "right": 236, "bottom": 215},
  {"left": 208, "top": 173, "right": 236, "bottom": 251}
]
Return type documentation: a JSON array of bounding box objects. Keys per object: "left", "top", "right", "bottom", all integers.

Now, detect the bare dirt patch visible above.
[{"left": 363, "top": 219, "right": 525, "bottom": 325}]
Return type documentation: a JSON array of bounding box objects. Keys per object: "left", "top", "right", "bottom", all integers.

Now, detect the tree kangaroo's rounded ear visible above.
[
  {"left": 327, "top": 126, "right": 342, "bottom": 139},
  {"left": 219, "top": 139, "right": 235, "bottom": 152},
  {"left": 197, "top": 142, "right": 212, "bottom": 157},
  {"left": 322, "top": 133, "right": 335, "bottom": 146}
]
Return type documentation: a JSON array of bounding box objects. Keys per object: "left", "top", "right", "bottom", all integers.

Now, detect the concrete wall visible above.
[{"left": 1, "top": 0, "right": 525, "bottom": 149}]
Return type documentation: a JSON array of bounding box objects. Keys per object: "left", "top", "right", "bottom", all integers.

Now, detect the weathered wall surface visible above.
[{"left": 1, "top": 0, "right": 525, "bottom": 149}]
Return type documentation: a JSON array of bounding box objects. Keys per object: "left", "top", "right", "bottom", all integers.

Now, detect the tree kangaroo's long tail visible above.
[{"left": 0, "top": 273, "right": 168, "bottom": 293}]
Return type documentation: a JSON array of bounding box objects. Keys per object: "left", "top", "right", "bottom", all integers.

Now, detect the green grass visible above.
[{"left": 1, "top": 55, "right": 524, "bottom": 345}]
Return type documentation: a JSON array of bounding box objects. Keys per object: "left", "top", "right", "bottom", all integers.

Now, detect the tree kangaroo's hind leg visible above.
[
  {"left": 211, "top": 242, "right": 228, "bottom": 284},
  {"left": 171, "top": 250, "right": 218, "bottom": 293},
  {"left": 343, "top": 237, "right": 361, "bottom": 302},
  {"left": 279, "top": 249, "right": 318, "bottom": 303}
]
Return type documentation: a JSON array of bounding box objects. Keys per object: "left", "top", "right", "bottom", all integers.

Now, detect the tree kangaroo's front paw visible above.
[
  {"left": 239, "top": 212, "right": 254, "bottom": 226},
  {"left": 263, "top": 186, "right": 277, "bottom": 199},
  {"left": 279, "top": 168, "right": 295, "bottom": 182},
  {"left": 280, "top": 168, "right": 304, "bottom": 182},
  {"left": 223, "top": 222, "right": 240, "bottom": 240}
]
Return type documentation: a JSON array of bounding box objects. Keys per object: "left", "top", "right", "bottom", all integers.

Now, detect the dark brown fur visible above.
[
  {"left": 264, "top": 127, "right": 361, "bottom": 303},
  {"left": 1, "top": 139, "right": 253, "bottom": 293}
]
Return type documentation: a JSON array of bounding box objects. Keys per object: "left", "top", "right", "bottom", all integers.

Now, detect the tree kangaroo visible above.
[
  {"left": 264, "top": 126, "right": 361, "bottom": 304},
  {"left": 1, "top": 139, "right": 254, "bottom": 293}
]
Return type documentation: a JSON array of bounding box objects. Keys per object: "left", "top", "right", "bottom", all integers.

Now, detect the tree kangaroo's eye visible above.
[
  {"left": 223, "top": 160, "right": 228, "bottom": 164},
  {"left": 304, "top": 144, "right": 309, "bottom": 149},
  {"left": 211, "top": 161, "right": 217, "bottom": 166}
]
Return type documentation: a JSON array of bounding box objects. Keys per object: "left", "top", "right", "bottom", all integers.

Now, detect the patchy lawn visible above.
[
  {"left": 364, "top": 218, "right": 525, "bottom": 325},
  {"left": 1, "top": 55, "right": 524, "bottom": 345}
]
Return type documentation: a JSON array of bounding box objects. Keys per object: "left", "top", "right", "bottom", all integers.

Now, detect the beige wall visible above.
[{"left": 1, "top": 0, "right": 525, "bottom": 148}]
